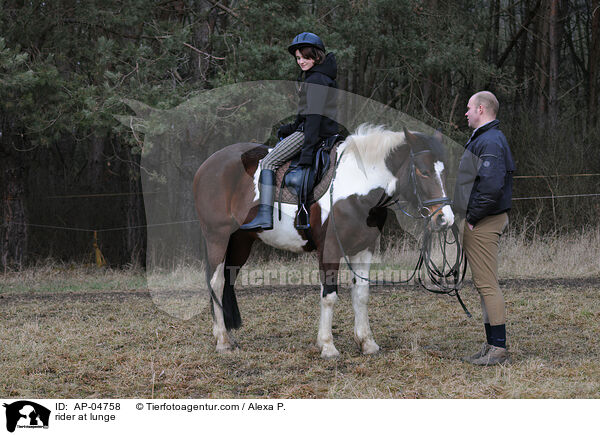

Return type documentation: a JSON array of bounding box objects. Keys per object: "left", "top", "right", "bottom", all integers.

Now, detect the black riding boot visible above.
[{"left": 239, "top": 169, "right": 275, "bottom": 231}]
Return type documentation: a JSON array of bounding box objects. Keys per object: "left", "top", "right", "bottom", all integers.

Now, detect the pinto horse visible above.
[{"left": 193, "top": 124, "right": 454, "bottom": 358}]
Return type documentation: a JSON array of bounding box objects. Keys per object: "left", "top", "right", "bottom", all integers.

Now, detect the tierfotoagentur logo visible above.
[{"left": 3, "top": 401, "right": 50, "bottom": 432}]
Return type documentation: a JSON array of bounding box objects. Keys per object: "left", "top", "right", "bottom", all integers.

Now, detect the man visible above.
[{"left": 454, "top": 91, "right": 515, "bottom": 365}]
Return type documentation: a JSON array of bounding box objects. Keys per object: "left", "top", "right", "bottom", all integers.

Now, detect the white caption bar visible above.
[{"left": 0, "top": 399, "right": 595, "bottom": 434}]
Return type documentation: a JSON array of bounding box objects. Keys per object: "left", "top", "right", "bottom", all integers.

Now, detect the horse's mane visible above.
[{"left": 342, "top": 124, "right": 405, "bottom": 165}]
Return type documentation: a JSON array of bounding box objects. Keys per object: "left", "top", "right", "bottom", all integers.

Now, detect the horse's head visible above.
[{"left": 401, "top": 127, "right": 454, "bottom": 231}]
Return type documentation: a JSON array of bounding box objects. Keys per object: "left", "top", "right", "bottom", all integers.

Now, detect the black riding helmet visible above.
[{"left": 287, "top": 32, "right": 325, "bottom": 55}]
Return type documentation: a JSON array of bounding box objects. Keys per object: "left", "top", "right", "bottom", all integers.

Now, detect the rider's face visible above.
[{"left": 295, "top": 50, "right": 315, "bottom": 71}]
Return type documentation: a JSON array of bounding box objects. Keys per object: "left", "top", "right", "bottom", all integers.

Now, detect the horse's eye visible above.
[{"left": 416, "top": 167, "right": 431, "bottom": 178}]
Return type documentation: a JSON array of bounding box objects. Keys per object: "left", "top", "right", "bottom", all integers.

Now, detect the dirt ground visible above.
[{"left": 1, "top": 277, "right": 599, "bottom": 398}]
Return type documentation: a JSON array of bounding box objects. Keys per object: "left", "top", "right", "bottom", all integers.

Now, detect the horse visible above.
[{"left": 193, "top": 124, "right": 455, "bottom": 358}]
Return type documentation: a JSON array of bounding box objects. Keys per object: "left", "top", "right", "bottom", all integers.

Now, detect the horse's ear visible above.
[
  {"left": 403, "top": 126, "right": 417, "bottom": 150},
  {"left": 434, "top": 129, "right": 443, "bottom": 143}
]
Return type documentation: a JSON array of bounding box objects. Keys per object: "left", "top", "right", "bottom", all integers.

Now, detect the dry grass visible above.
[
  {"left": 1, "top": 230, "right": 599, "bottom": 399},
  {"left": 499, "top": 226, "right": 600, "bottom": 278}
]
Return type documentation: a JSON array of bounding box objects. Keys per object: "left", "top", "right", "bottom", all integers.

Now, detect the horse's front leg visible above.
[
  {"left": 317, "top": 262, "right": 340, "bottom": 359},
  {"left": 350, "top": 248, "right": 380, "bottom": 355}
]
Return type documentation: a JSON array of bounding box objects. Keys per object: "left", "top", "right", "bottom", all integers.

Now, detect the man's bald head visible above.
[
  {"left": 471, "top": 91, "right": 499, "bottom": 117},
  {"left": 466, "top": 91, "right": 499, "bottom": 129}
]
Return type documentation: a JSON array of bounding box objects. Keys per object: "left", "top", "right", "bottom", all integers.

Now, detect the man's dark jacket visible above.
[
  {"left": 278, "top": 52, "right": 339, "bottom": 165},
  {"left": 454, "top": 120, "right": 516, "bottom": 226}
]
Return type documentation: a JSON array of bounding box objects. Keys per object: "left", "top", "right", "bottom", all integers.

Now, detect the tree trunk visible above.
[
  {"left": 125, "top": 147, "right": 146, "bottom": 267},
  {"left": 514, "top": 0, "right": 530, "bottom": 110},
  {"left": 589, "top": 0, "right": 600, "bottom": 127},
  {"left": 536, "top": 3, "right": 550, "bottom": 130},
  {"left": 548, "top": 0, "right": 560, "bottom": 125},
  {"left": 192, "top": 0, "right": 215, "bottom": 84},
  {"left": 1, "top": 150, "right": 28, "bottom": 271},
  {"left": 88, "top": 133, "right": 106, "bottom": 189},
  {"left": 491, "top": 0, "right": 500, "bottom": 64}
]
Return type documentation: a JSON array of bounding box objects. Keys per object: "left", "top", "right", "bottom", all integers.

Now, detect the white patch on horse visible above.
[
  {"left": 349, "top": 249, "right": 379, "bottom": 354},
  {"left": 257, "top": 202, "right": 308, "bottom": 253},
  {"left": 317, "top": 130, "right": 401, "bottom": 224},
  {"left": 433, "top": 161, "right": 455, "bottom": 226},
  {"left": 210, "top": 262, "right": 231, "bottom": 351},
  {"left": 333, "top": 142, "right": 398, "bottom": 200},
  {"left": 252, "top": 166, "right": 309, "bottom": 252},
  {"left": 210, "top": 262, "right": 225, "bottom": 294},
  {"left": 317, "top": 286, "right": 339, "bottom": 358},
  {"left": 434, "top": 161, "right": 446, "bottom": 196},
  {"left": 440, "top": 204, "right": 454, "bottom": 226},
  {"left": 317, "top": 192, "right": 331, "bottom": 225},
  {"left": 252, "top": 161, "right": 265, "bottom": 201}
]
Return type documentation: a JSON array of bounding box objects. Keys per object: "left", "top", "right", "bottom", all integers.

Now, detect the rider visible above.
[{"left": 240, "top": 32, "right": 339, "bottom": 231}]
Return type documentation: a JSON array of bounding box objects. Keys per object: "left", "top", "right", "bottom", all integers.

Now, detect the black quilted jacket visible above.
[
  {"left": 279, "top": 52, "right": 339, "bottom": 165},
  {"left": 453, "top": 120, "right": 516, "bottom": 226}
]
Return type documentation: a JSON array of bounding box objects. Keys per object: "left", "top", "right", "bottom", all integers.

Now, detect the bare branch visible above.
[
  {"left": 183, "top": 42, "right": 225, "bottom": 60},
  {"left": 496, "top": 0, "right": 542, "bottom": 69},
  {"left": 205, "top": 0, "right": 239, "bottom": 18}
]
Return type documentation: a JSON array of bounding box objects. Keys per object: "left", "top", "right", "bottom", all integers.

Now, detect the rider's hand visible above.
[{"left": 277, "top": 124, "right": 294, "bottom": 139}]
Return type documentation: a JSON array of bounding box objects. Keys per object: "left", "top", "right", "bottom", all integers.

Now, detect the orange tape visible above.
[{"left": 93, "top": 231, "right": 107, "bottom": 267}]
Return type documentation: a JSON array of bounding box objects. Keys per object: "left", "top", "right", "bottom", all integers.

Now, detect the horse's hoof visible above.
[
  {"left": 354, "top": 334, "right": 380, "bottom": 355},
  {"left": 215, "top": 343, "right": 235, "bottom": 353},
  {"left": 320, "top": 345, "right": 340, "bottom": 359},
  {"left": 361, "top": 340, "right": 380, "bottom": 355}
]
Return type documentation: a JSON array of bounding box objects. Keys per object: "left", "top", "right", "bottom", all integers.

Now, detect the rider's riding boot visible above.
[{"left": 240, "top": 169, "right": 275, "bottom": 231}]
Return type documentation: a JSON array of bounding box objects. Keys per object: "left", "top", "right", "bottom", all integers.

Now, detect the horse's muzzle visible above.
[{"left": 429, "top": 204, "right": 455, "bottom": 231}]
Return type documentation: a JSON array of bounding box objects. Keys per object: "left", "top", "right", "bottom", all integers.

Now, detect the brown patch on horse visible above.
[
  {"left": 240, "top": 144, "right": 268, "bottom": 176},
  {"left": 194, "top": 143, "right": 266, "bottom": 233}
]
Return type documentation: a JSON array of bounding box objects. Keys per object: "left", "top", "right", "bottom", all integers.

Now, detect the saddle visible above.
[{"left": 275, "top": 135, "right": 342, "bottom": 229}]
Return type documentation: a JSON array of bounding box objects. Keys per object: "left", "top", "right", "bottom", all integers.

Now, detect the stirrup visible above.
[{"left": 295, "top": 204, "right": 310, "bottom": 230}]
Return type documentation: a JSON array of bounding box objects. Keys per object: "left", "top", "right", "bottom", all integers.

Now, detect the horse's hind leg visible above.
[
  {"left": 350, "top": 249, "right": 380, "bottom": 355},
  {"left": 206, "top": 231, "right": 255, "bottom": 353},
  {"left": 205, "top": 236, "right": 234, "bottom": 353},
  {"left": 222, "top": 231, "right": 255, "bottom": 330}
]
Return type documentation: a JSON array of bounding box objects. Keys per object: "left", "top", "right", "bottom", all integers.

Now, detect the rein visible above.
[{"left": 328, "top": 146, "right": 471, "bottom": 317}]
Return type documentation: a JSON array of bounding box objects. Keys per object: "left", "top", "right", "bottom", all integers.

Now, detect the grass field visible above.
[{"left": 1, "top": 229, "right": 599, "bottom": 399}]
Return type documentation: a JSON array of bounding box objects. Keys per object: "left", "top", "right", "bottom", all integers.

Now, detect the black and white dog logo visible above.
[{"left": 3, "top": 401, "right": 50, "bottom": 433}]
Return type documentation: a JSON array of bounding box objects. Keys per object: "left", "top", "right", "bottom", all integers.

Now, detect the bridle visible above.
[
  {"left": 380, "top": 149, "right": 452, "bottom": 219},
  {"left": 329, "top": 146, "right": 471, "bottom": 317},
  {"left": 410, "top": 149, "right": 452, "bottom": 216}
]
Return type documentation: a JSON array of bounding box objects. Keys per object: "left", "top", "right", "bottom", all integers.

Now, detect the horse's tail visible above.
[{"left": 202, "top": 236, "right": 242, "bottom": 330}]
